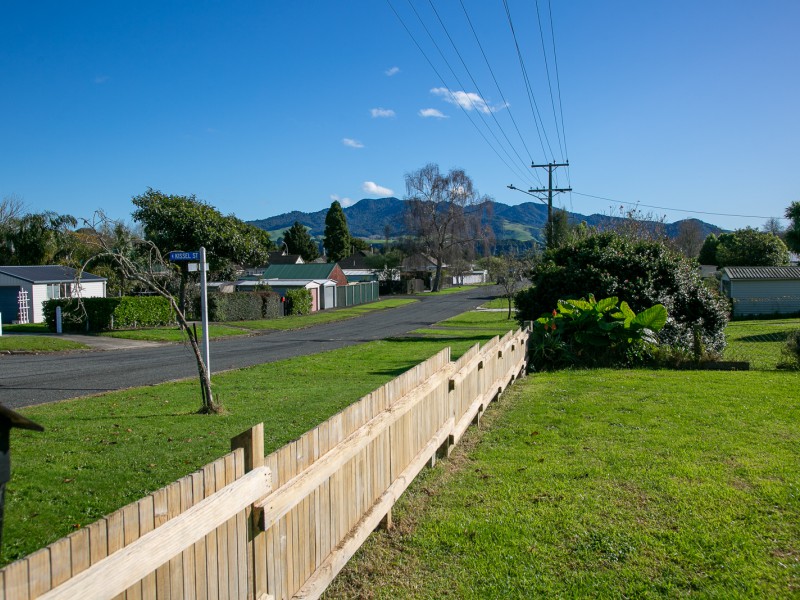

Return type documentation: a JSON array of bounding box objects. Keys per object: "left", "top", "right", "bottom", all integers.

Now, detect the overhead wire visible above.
[
  {"left": 502, "top": 0, "right": 555, "bottom": 162},
  {"left": 535, "top": 0, "right": 565, "bottom": 161},
  {"left": 384, "top": 0, "right": 533, "bottom": 188},
  {"left": 458, "top": 0, "right": 544, "bottom": 187},
  {"left": 425, "top": 0, "right": 540, "bottom": 188},
  {"left": 572, "top": 191, "right": 788, "bottom": 220}
]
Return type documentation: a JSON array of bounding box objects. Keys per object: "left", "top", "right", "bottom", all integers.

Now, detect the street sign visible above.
[{"left": 169, "top": 251, "right": 200, "bottom": 261}]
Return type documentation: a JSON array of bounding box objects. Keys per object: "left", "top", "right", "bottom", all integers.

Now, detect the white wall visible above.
[{"left": 730, "top": 280, "right": 800, "bottom": 317}]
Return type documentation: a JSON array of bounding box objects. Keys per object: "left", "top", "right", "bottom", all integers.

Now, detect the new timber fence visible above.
[{"left": 1, "top": 327, "right": 530, "bottom": 600}]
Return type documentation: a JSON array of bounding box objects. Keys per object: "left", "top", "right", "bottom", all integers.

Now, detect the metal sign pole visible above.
[{"left": 199, "top": 246, "right": 211, "bottom": 379}]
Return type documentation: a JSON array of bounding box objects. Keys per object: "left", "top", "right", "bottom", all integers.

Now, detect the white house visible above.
[
  {"left": 0, "top": 266, "right": 107, "bottom": 324},
  {"left": 720, "top": 266, "right": 800, "bottom": 317}
]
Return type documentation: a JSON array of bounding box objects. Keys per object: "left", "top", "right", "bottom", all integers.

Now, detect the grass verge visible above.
[
  {"left": 99, "top": 324, "right": 250, "bottom": 342},
  {"left": 0, "top": 336, "right": 88, "bottom": 352},
  {"left": 3, "top": 309, "right": 512, "bottom": 565},
  {"left": 723, "top": 317, "right": 799, "bottom": 370},
  {"left": 327, "top": 368, "right": 800, "bottom": 598}
]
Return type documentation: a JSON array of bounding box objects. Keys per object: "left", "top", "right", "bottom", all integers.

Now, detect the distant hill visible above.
[{"left": 248, "top": 197, "right": 724, "bottom": 245}]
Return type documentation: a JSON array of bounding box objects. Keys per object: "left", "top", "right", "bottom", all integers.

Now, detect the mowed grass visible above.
[
  {"left": 99, "top": 323, "right": 249, "bottom": 342},
  {"left": 3, "top": 309, "right": 514, "bottom": 566},
  {"left": 724, "top": 317, "right": 799, "bottom": 370},
  {"left": 225, "top": 298, "right": 417, "bottom": 330},
  {"left": 327, "top": 369, "right": 800, "bottom": 599},
  {"left": 0, "top": 336, "right": 88, "bottom": 352}
]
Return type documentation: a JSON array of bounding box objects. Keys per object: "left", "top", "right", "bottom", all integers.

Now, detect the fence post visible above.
[{"left": 231, "top": 423, "right": 266, "bottom": 600}]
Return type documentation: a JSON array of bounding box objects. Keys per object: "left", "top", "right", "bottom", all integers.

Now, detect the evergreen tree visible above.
[
  {"left": 282, "top": 221, "right": 319, "bottom": 261},
  {"left": 323, "top": 200, "right": 351, "bottom": 262},
  {"left": 785, "top": 201, "right": 800, "bottom": 254}
]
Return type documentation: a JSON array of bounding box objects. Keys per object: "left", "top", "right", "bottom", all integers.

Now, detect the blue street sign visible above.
[{"left": 169, "top": 251, "right": 200, "bottom": 261}]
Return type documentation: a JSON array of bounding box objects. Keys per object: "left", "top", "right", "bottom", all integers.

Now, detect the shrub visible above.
[
  {"left": 778, "top": 330, "right": 800, "bottom": 370},
  {"left": 528, "top": 295, "right": 667, "bottom": 370},
  {"left": 285, "top": 288, "right": 312, "bottom": 315},
  {"left": 516, "top": 232, "right": 729, "bottom": 354},
  {"left": 44, "top": 296, "right": 174, "bottom": 332}
]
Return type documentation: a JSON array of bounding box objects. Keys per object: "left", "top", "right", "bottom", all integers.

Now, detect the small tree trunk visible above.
[
  {"left": 507, "top": 295, "right": 513, "bottom": 320},
  {"left": 432, "top": 261, "right": 443, "bottom": 292}
]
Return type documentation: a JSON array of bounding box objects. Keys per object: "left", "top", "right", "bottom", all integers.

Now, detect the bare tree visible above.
[
  {"left": 404, "top": 163, "right": 493, "bottom": 291},
  {"left": 763, "top": 217, "right": 785, "bottom": 238},
  {"left": 672, "top": 219, "right": 705, "bottom": 258},
  {"left": 485, "top": 252, "right": 535, "bottom": 319},
  {"left": 80, "top": 212, "right": 221, "bottom": 414},
  {"left": 603, "top": 205, "right": 667, "bottom": 243}
]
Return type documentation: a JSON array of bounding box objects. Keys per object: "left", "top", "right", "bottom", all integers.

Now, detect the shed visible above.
[
  {"left": 720, "top": 266, "right": 800, "bottom": 317},
  {"left": 0, "top": 266, "right": 107, "bottom": 324},
  {"left": 262, "top": 263, "right": 348, "bottom": 287},
  {"left": 236, "top": 278, "right": 337, "bottom": 312}
]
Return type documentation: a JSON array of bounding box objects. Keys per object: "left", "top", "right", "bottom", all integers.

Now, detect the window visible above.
[{"left": 46, "top": 283, "right": 74, "bottom": 299}]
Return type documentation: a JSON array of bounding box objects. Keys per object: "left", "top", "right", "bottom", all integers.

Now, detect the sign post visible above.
[
  {"left": 199, "top": 247, "right": 210, "bottom": 377},
  {"left": 168, "top": 249, "right": 211, "bottom": 381}
]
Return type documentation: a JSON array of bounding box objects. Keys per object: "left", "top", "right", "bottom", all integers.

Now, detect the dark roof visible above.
[
  {"left": 262, "top": 263, "right": 338, "bottom": 280},
  {"left": 0, "top": 265, "right": 106, "bottom": 284},
  {"left": 338, "top": 252, "right": 371, "bottom": 269},
  {"left": 267, "top": 252, "right": 304, "bottom": 265},
  {"left": 722, "top": 266, "right": 800, "bottom": 280}
]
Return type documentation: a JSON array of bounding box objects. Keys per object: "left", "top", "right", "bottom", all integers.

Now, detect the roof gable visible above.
[
  {"left": 262, "top": 263, "right": 337, "bottom": 280},
  {"left": 0, "top": 265, "right": 106, "bottom": 284},
  {"left": 721, "top": 266, "right": 800, "bottom": 280}
]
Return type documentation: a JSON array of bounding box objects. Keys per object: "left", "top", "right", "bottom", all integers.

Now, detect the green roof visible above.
[{"left": 262, "top": 263, "right": 337, "bottom": 280}]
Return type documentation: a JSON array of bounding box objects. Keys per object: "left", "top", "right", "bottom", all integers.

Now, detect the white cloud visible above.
[
  {"left": 370, "top": 108, "right": 396, "bottom": 118},
  {"left": 430, "top": 87, "right": 507, "bottom": 114},
  {"left": 419, "top": 108, "right": 448, "bottom": 119},
  {"left": 342, "top": 138, "right": 364, "bottom": 148},
  {"left": 330, "top": 194, "right": 354, "bottom": 207},
  {"left": 385, "top": 66, "right": 400, "bottom": 76},
  {"left": 362, "top": 181, "right": 394, "bottom": 196}
]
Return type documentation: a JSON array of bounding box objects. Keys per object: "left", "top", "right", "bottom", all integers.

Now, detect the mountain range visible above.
[{"left": 248, "top": 197, "right": 724, "bottom": 246}]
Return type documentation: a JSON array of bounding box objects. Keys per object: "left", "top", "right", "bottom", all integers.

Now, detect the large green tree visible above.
[
  {"left": 1, "top": 211, "right": 77, "bottom": 265},
  {"left": 282, "top": 221, "right": 319, "bottom": 261},
  {"left": 323, "top": 200, "right": 351, "bottom": 263},
  {"left": 785, "top": 201, "right": 800, "bottom": 253},
  {"left": 132, "top": 188, "right": 274, "bottom": 309},
  {"left": 699, "top": 227, "right": 789, "bottom": 267}
]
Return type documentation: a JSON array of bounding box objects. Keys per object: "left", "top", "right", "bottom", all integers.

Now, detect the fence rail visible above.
[{"left": 1, "top": 327, "right": 529, "bottom": 600}]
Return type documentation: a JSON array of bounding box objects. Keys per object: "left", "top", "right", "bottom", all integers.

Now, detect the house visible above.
[
  {"left": 338, "top": 252, "right": 379, "bottom": 283},
  {"left": 720, "top": 266, "right": 800, "bottom": 317},
  {"left": 235, "top": 278, "right": 337, "bottom": 312},
  {"left": 0, "top": 265, "right": 107, "bottom": 324},
  {"left": 261, "top": 263, "right": 349, "bottom": 287}
]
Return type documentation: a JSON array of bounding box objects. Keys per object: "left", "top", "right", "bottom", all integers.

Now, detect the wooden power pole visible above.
[{"left": 529, "top": 162, "right": 571, "bottom": 248}]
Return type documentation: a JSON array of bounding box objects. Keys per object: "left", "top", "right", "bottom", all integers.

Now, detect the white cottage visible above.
[
  {"left": 0, "top": 265, "right": 107, "bottom": 324},
  {"left": 720, "top": 266, "right": 800, "bottom": 317}
]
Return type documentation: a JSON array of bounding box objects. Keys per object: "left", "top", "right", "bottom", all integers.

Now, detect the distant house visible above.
[
  {"left": 262, "top": 263, "right": 348, "bottom": 287},
  {"left": 0, "top": 265, "right": 107, "bottom": 324},
  {"left": 338, "top": 252, "right": 378, "bottom": 283},
  {"left": 720, "top": 266, "right": 800, "bottom": 317},
  {"left": 267, "top": 251, "right": 304, "bottom": 265},
  {"left": 236, "top": 278, "right": 337, "bottom": 312}
]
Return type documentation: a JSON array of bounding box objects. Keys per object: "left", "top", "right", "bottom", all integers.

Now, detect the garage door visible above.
[{"left": 0, "top": 287, "right": 21, "bottom": 324}]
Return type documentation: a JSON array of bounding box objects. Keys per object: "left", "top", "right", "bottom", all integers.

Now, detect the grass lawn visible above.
[
  {"left": 99, "top": 323, "right": 251, "bottom": 342},
  {"left": 481, "top": 296, "right": 514, "bottom": 310},
  {"left": 724, "top": 317, "right": 799, "bottom": 370},
  {"left": 3, "top": 309, "right": 513, "bottom": 566},
  {"left": 422, "top": 284, "right": 487, "bottom": 296},
  {"left": 225, "top": 298, "right": 417, "bottom": 330},
  {"left": 327, "top": 368, "right": 800, "bottom": 598},
  {"left": 0, "top": 336, "right": 88, "bottom": 352}
]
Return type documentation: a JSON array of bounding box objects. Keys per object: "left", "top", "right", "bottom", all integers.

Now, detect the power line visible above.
[
  {"left": 548, "top": 0, "right": 569, "bottom": 163},
  {"left": 458, "top": 0, "right": 543, "bottom": 187},
  {"left": 425, "top": 0, "right": 540, "bottom": 188},
  {"left": 572, "top": 191, "right": 788, "bottom": 220},
  {"left": 502, "top": 0, "right": 555, "bottom": 161},
  {"left": 384, "top": 0, "right": 533, "bottom": 187},
  {"left": 535, "top": 0, "right": 564, "bottom": 161}
]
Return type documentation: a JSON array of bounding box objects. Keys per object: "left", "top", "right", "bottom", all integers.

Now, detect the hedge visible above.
[
  {"left": 43, "top": 296, "right": 174, "bottom": 332},
  {"left": 205, "top": 291, "right": 284, "bottom": 321}
]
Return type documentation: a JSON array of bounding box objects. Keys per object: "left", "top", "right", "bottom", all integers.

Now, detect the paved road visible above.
[{"left": 1, "top": 287, "right": 504, "bottom": 408}]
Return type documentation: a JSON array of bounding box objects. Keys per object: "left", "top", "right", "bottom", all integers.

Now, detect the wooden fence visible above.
[{"left": 0, "top": 327, "right": 529, "bottom": 600}]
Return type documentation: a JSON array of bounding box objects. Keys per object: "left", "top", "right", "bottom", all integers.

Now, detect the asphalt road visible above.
[{"left": 1, "top": 286, "right": 504, "bottom": 409}]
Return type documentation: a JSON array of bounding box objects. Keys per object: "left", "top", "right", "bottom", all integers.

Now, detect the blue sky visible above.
[{"left": 2, "top": 1, "right": 798, "bottom": 231}]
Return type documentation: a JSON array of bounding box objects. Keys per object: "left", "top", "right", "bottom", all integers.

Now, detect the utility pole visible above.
[{"left": 529, "top": 162, "right": 571, "bottom": 248}]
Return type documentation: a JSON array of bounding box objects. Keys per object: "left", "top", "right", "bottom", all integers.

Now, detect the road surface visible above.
[{"left": 1, "top": 287, "right": 505, "bottom": 408}]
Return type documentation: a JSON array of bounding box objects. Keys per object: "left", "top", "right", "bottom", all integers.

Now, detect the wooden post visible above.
[{"left": 231, "top": 424, "right": 266, "bottom": 600}]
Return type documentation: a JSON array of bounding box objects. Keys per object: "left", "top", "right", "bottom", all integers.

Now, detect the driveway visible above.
[{"left": 1, "top": 286, "right": 505, "bottom": 408}]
